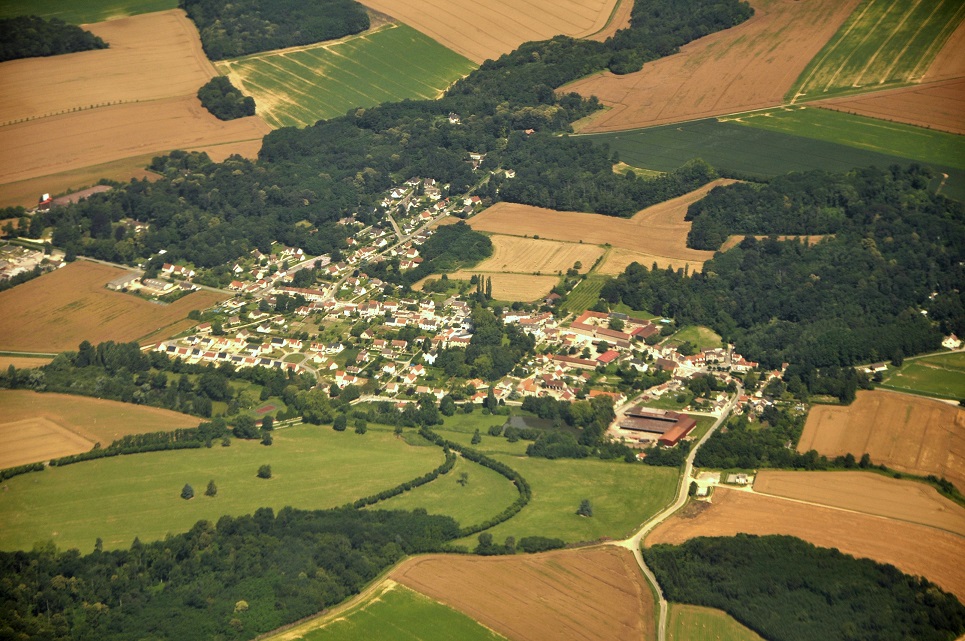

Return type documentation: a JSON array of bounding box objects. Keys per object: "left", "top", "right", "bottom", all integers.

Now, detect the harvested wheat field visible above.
[
  {"left": 646, "top": 488, "right": 965, "bottom": 600},
  {"left": 477, "top": 236, "right": 603, "bottom": 275},
  {"left": 816, "top": 78, "right": 965, "bottom": 135},
  {"left": 0, "top": 156, "right": 160, "bottom": 209},
  {"left": 0, "top": 390, "right": 200, "bottom": 468},
  {"left": 569, "top": 0, "right": 860, "bottom": 132},
  {"left": 0, "top": 357, "right": 53, "bottom": 370},
  {"left": 362, "top": 0, "right": 620, "bottom": 63},
  {"left": 445, "top": 271, "right": 561, "bottom": 301},
  {"left": 392, "top": 546, "right": 655, "bottom": 641},
  {"left": 923, "top": 14, "right": 965, "bottom": 83},
  {"left": 754, "top": 470, "right": 965, "bottom": 535},
  {"left": 0, "top": 261, "right": 228, "bottom": 353},
  {"left": 718, "top": 234, "right": 830, "bottom": 252},
  {"left": 799, "top": 390, "right": 965, "bottom": 491}
]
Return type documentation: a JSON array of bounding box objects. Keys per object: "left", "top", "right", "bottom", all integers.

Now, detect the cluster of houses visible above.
[{"left": 0, "top": 243, "right": 63, "bottom": 282}]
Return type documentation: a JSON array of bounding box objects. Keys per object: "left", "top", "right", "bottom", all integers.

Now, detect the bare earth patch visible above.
[
  {"left": 815, "top": 78, "right": 965, "bottom": 135},
  {"left": 754, "top": 470, "right": 965, "bottom": 536},
  {"left": 361, "top": 0, "right": 620, "bottom": 64},
  {"left": 0, "top": 261, "right": 228, "bottom": 353},
  {"left": 646, "top": 487, "right": 965, "bottom": 600},
  {"left": 392, "top": 546, "right": 655, "bottom": 641},
  {"left": 569, "top": 0, "right": 860, "bottom": 132},
  {"left": 799, "top": 390, "right": 965, "bottom": 491},
  {"left": 0, "top": 390, "right": 200, "bottom": 468}
]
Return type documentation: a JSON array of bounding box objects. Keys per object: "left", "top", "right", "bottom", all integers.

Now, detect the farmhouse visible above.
[{"left": 619, "top": 407, "right": 696, "bottom": 444}]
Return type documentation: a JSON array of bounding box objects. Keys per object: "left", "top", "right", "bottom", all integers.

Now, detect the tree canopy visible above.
[{"left": 0, "top": 16, "right": 107, "bottom": 62}]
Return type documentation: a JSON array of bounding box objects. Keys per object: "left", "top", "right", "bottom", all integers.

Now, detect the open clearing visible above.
[
  {"left": 392, "top": 546, "right": 655, "bottom": 641},
  {"left": 217, "top": 23, "right": 476, "bottom": 129},
  {"left": 569, "top": 0, "right": 860, "bottom": 133},
  {"left": 817, "top": 78, "right": 965, "bottom": 135},
  {"left": 789, "top": 0, "right": 965, "bottom": 102},
  {"left": 360, "top": 0, "right": 620, "bottom": 64},
  {"left": 0, "top": 390, "right": 200, "bottom": 469},
  {"left": 754, "top": 470, "right": 965, "bottom": 535},
  {"left": 0, "top": 424, "right": 442, "bottom": 552},
  {"left": 799, "top": 390, "right": 965, "bottom": 491},
  {"left": 0, "top": 261, "right": 228, "bottom": 353},
  {"left": 880, "top": 351, "right": 965, "bottom": 400},
  {"left": 646, "top": 488, "right": 965, "bottom": 600},
  {"left": 264, "top": 580, "right": 506, "bottom": 641},
  {"left": 0, "top": 9, "right": 269, "bottom": 198},
  {"left": 668, "top": 604, "right": 764, "bottom": 641}
]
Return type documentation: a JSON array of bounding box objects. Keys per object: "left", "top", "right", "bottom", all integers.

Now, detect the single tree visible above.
[
  {"left": 471, "top": 429, "right": 482, "bottom": 445},
  {"left": 257, "top": 464, "right": 272, "bottom": 479},
  {"left": 354, "top": 418, "right": 367, "bottom": 434},
  {"left": 181, "top": 483, "right": 195, "bottom": 500},
  {"left": 457, "top": 472, "right": 469, "bottom": 486},
  {"left": 577, "top": 498, "right": 593, "bottom": 517},
  {"left": 333, "top": 414, "right": 347, "bottom": 431},
  {"left": 261, "top": 415, "right": 274, "bottom": 431},
  {"left": 205, "top": 479, "right": 218, "bottom": 497},
  {"left": 261, "top": 430, "right": 273, "bottom": 446}
]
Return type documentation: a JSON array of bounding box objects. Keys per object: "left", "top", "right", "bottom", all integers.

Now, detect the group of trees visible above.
[
  {"left": 0, "top": 16, "right": 107, "bottom": 62},
  {"left": 197, "top": 76, "right": 256, "bottom": 120},
  {"left": 180, "top": 0, "right": 369, "bottom": 60},
  {"left": 434, "top": 306, "right": 535, "bottom": 381}
]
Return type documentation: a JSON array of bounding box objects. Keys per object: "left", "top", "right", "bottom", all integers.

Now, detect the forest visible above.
[
  {"left": 0, "top": 16, "right": 107, "bottom": 62},
  {"left": 644, "top": 535, "right": 965, "bottom": 641},
  {"left": 179, "top": 0, "right": 369, "bottom": 60},
  {"left": 197, "top": 76, "right": 256, "bottom": 121}
]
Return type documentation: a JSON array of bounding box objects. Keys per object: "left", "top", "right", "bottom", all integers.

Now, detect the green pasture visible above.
[
  {"left": 0, "top": 424, "right": 442, "bottom": 553},
  {"left": 725, "top": 107, "right": 965, "bottom": 171},
  {"left": 584, "top": 119, "right": 965, "bottom": 202},
  {"left": 880, "top": 352, "right": 965, "bottom": 400},
  {"left": 668, "top": 604, "right": 764, "bottom": 641},
  {"left": 218, "top": 23, "right": 477, "bottom": 128},
  {"left": 665, "top": 325, "right": 722, "bottom": 351},
  {"left": 562, "top": 274, "right": 610, "bottom": 314},
  {"left": 274, "top": 584, "right": 506, "bottom": 641},
  {"left": 789, "top": 0, "right": 965, "bottom": 101},
  {"left": 0, "top": 0, "right": 175, "bottom": 23}
]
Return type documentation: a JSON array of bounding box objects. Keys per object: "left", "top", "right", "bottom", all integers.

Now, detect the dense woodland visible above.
[
  {"left": 0, "top": 16, "right": 107, "bottom": 62},
  {"left": 197, "top": 76, "right": 256, "bottom": 121},
  {"left": 645, "top": 535, "right": 965, "bottom": 641},
  {"left": 180, "top": 0, "right": 369, "bottom": 60}
]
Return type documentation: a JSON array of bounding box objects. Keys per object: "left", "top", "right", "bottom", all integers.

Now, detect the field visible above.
[
  {"left": 0, "top": 390, "right": 200, "bottom": 469},
  {"left": 753, "top": 470, "right": 965, "bottom": 536},
  {"left": 721, "top": 106, "right": 965, "bottom": 170},
  {"left": 0, "top": 356, "right": 53, "bottom": 370},
  {"left": 818, "top": 77, "right": 965, "bottom": 135},
  {"left": 561, "top": 274, "right": 610, "bottom": 313},
  {"left": 789, "top": 0, "right": 965, "bottom": 102},
  {"left": 568, "top": 0, "right": 861, "bottom": 133},
  {"left": 265, "top": 581, "right": 506, "bottom": 641},
  {"left": 646, "top": 487, "right": 965, "bottom": 600},
  {"left": 471, "top": 236, "right": 603, "bottom": 277},
  {"left": 0, "top": 155, "right": 161, "bottom": 208},
  {"left": 0, "top": 10, "right": 269, "bottom": 202},
  {"left": 0, "top": 261, "right": 228, "bottom": 352},
  {"left": 392, "top": 546, "right": 656, "bottom": 641},
  {"left": 360, "top": 0, "right": 621, "bottom": 64},
  {"left": 0, "top": 0, "right": 176, "bottom": 24},
  {"left": 799, "top": 390, "right": 965, "bottom": 490},
  {"left": 879, "top": 351, "right": 965, "bottom": 399},
  {"left": 667, "top": 605, "right": 764, "bottom": 641},
  {"left": 664, "top": 326, "right": 722, "bottom": 352},
  {"left": 444, "top": 272, "right": 560, "bottom": 302},
  {"left": 0, "top": 424, "right": 442, "bottom": 552},
  {"left": 584, "top": 119, "right": 965, "bottom": 202},
  {"left": 217, "top": 24, "right": 477, "bottom": 129}
]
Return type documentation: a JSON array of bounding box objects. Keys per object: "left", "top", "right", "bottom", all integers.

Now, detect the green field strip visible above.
[
  {"left": 296, "top": 49, "right": 420, "bottom": 101},
  {"left": 335, "top": 45, "right": 451, "bottom": 96},
  {"left": 270, "top": 53, "right": 400, "bottom": 111},
  {"left": 0, "top": 0, "right": 176, "bottom": 23},
  {"left": 239, "top": 62, "right": 345, "bottom": 116}
]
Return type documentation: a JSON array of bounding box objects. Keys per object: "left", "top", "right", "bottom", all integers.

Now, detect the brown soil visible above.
[
  {"left": 923, "top": 14, "right": 965, "bottom": 83},
  {"left": 360, "top": 0, "right": 621, "bottom": 64},
  {"left": 754, "top": 470, "right": 965, "bottom": 535},
  {"left": 0, "top": 261, "right": 228, "bottom": 352},
  {"left": 815, "top": 78, "right": 965, "bottom": 135},
  {"left": 0, "top": 390, "right": 199, "bottom": 468},
  {"left": 569, "top": 0, "right": 861, "bottom": 132},
  {"left": 647, "top": 487, "right": 965, "bottom": 600},
  {"left": 799, "top": 390, "right": 965, "bottom": 491},
  {"left": 392, "top": 546, "right": 656, "bottom": 641}
]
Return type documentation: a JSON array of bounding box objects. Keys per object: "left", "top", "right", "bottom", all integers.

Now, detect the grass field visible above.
[
  {"left": 583, "top": 119, "right": 965, "bottom": 202},
  {"left": 270, "top": 582, "right": 506, "bottom": 641},
  {"left": 879, "top": 352, "right": 965, "bottom": 399},
  {"left": 0, "top": 0, "right": 175, "bottom": 23},
  {"left": 218, "top": 24, "right": 476, "bottom": 129},
  {"left": 724, "top": 106, "right": 965, "bottom": 170},
  {"left": 0, "top": 424, "right": 442, "bottom": 552},
  {"left": 789, "top": 0, "right": 965, "bottom": 102},
  {"left": 562, "top": 274, "right": 610, "bottom": 314},
  {"left": 665, "top": 325, "right": 722, "bottom": 351},
  {"left": 668, "top": 605, "right": 764, "bottom": 641}
]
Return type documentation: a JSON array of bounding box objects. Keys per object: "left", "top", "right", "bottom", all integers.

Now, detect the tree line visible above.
[{"left": 0, "top": 16, "right": 107, "bottom": 62}]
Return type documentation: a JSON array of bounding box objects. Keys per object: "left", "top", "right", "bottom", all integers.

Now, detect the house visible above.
[{"left": 943, "top": 334, "right": 962, "bottom": 350}]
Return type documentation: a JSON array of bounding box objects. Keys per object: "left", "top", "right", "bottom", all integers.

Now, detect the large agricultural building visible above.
[{"left": 619, "top": 407, "right": 697, "bottom": 446}]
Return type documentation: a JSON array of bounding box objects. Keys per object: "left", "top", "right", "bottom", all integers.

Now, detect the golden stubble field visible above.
[
  {"left": 392, "top": 546, "right": 655, "bottom": 641},
  {"left": 0, "top": 261, "right": 228, "bottom": 353},
  {"left": 568, "top": 0, "right": 861, "bottom": 132},
  {"left": 799, "top": 390, "right": 965, "bottom": 491},
  {"left": 361, "top": 0, "right": 620, "bottom": 63},
  {"left": 646, "top": 487, "right": 965, "bottom": 600},
  {"left": 0, "top": 390, "right": 200, "bottom": 469},
  {"left": 0, "top": 9, "right": 270, "bottom": 206}
]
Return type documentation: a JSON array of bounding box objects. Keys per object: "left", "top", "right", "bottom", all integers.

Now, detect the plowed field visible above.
[
  {"left": 754, "top": 470, "right": 965, "bottom": 535},
  {"left": 392, "top": 546, "right": 655, "bottom": 641},
  {"left": 360, "top": 0, "right": 621, "bottom": 63},
  {"left": 817, "top": 78, "right": 965, "bottom": 135},
  {"left": 799, "top": 390, "right": 965, "bottom": 491},
  {"left": 0, "top": 261, "right": 228, "bottom": 352},
  {"left": 0, "top": 390, "right": 199, "bottom": 468},
  {"left": 569, "top": 0, "right": 859, "bottom": 132},
  {"left": 646, "top": 488, "right": 965, "bottom": 600}
]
